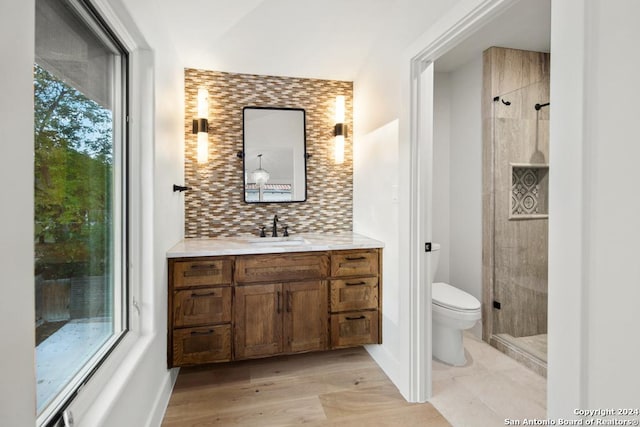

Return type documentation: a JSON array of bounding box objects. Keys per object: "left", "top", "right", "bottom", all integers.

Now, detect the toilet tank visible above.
[{"left": 431, "top": 243, "right": 440, "bottom": 283}]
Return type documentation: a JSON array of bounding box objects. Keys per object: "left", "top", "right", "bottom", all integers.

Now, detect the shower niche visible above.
[{"left": 510, "top": 164, "right": 548, "bottom": 219}]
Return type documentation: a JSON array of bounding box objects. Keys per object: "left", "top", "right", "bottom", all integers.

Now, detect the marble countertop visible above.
[{"left": 167, "top": 232, "right": 384, "bottom": 258}]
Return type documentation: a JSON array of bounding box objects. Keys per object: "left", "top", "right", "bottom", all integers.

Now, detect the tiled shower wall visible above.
[
  {"left": 482, "top": 47, "right": 550, "bottom": 347},
  {"left": 184, "top": 69, "right": 353, "bottom": 237}
]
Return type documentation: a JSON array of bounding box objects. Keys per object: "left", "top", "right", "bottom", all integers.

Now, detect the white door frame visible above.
[{"left": 407, "top": 0, "right": 519, "bottom": 402}]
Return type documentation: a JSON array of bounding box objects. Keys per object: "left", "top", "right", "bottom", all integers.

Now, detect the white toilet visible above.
[{"left": 431, "top": 243, "right": 481, "bottom": 366}]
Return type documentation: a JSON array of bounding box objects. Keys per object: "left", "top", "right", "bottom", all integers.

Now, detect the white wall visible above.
[
  {"left": 548, "top": 0, "right": 640, "bottom": 417},
  {"left": 448, "top": 57, "right": 483, "bottom": 312},
  {"left": 353, "top": 119, "right": 406, "bottom": 390},
  {"left": 546, "top": 0, "right": 585, "bottom": 414},
  {"left": 582, "top": 0, "right": 640, "bottom": 407},
  {"left": 432, "top": 57, "right": 483, "bottom": 337},
  {"left": 0, "top": 1, "right": 36, "bottom": 425},
  {"left": 433, "top": 73, "right": 451, "bottom": 283},
  {"left": 354, "top": 62, "right": 413, "bottom": 392}
]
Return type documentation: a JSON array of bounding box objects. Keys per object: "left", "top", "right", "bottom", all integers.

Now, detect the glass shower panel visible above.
[{"left": 491, "top": 79, "right": 549, "bottom": 363}]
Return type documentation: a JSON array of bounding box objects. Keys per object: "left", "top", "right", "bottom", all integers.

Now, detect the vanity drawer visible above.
[
  {"left": 235, "top": 252, "right": 329, "bottom": 284},
  {"left": 330, "top": 278, "right": 378, "bottom": 312},
  {"left": 173, "top": 287, "right": 232, "bottom": 327},
  {"left": 331, "top": 250, "right": 379, "bottom": 277},
  {"left": 173, "top": 258, "right": 232, "bottom": 289},
  {"left": 172, "top": 324, "right": 232, "bottom": 366},
  {"left": 331, "top": 311, "right": 379, "bottom": 348}
]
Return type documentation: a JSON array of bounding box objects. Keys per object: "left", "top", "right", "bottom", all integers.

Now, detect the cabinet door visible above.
[
  {"left": 330, "top": 278, "right": 378, "bottom": 312},
  {"left": 331, "top": 250, "right": 379, "bottom": 277},
  {"left": 330, "top": 311, "right": 379, "bottom": 348},
  {"left": 283, "top": 281, "right": 328, "bottom": 354},
  {"left": 236, "top": 253, "right": 329, "bottom": 284},
  {"left": 172, "top": 325, "right": 232, "bottom": 366},
  {"left": 173, "top": 287, "right": 232, "bottom": 327},
  {"left": 235, "top": 283, "right": 283, "bottom": 359},
  {"left": 173, "top": 258, "right": 232, "bottom": 289}
]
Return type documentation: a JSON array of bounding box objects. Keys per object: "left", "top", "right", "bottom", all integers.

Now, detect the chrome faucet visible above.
[{"left": 272, "top": 214, "right": 279, "bottom": 237}]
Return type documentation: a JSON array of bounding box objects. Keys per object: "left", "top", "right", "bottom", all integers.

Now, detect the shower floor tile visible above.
[{"left": 496, "top": 333, "right": 547, "bottom": 362}]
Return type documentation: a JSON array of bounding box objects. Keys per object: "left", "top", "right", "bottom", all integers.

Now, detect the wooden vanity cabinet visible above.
[
  {"left": 173, "top": 287, "right": 232, "bottom": 327},
  {"left": 234, "top": 252, "right": 329, "bottom": 360},
  {"left": 173, "top": 258, "right": 233, "bottom": 288},
  {"left": 331, "top": 249, "right": 379, "bottom": 277},
  {"left": 234, "top": 283, "right": 283, "bottom": 359},
  {"left": 283, "top": 280, "right": 328, "bottom": 354},
  {"left": 168, "top": 248, "right": 381, "bottom": 368},
  {"left": 168, "top": 257, "right": 233, "bottom": 367},
  {"left": 330, "top": 277, "right": 378, "bottom": 312},
  {"left": 172, "top": 325, "right": 232, "bottom": 366},
  {"left": 234, "top": 280, "right": 328, "bottom": 359},
  {"left": 235, "top": 252, "right": 328, "bottom": 284},
  {"left": 329, "top": 249, "right": 381, "bottom": 348}
]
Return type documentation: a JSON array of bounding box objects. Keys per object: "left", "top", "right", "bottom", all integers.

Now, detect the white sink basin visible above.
[{"left": 243, "top": 236, "right": 311, "bottom": 246}]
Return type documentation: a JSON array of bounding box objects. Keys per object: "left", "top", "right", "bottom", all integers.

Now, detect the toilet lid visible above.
[{"left": 432, "top": 282, "right": 481, "bottom": 311}]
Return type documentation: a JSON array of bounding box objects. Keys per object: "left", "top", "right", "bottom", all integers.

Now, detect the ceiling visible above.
[
  {"left": 136, "top": 0, "right": 551, "bottom": 80},
  {"left": 150, "top": 0, "right": 455, "bottom": 80},
  {"left": 435, "top": 0, "right": 551, "bottom": 72}
]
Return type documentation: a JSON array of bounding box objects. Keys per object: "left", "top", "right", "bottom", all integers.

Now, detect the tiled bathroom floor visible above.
[{"left": 430, "top": 332, "right": 547, "bottom": 427}]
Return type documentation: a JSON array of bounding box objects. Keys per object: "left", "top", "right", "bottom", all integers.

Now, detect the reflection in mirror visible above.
[{"left": 243, "top": 107, "right": 306, "bottom": 203}]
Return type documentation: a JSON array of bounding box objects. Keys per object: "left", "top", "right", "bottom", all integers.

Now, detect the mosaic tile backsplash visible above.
[{"left": 184, "top": 69, "right": 353, "bottom": 237}]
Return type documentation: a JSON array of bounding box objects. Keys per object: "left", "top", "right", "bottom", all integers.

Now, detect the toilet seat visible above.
[{"left": 432, "top": 282, "right": 481, "bottom": 312}]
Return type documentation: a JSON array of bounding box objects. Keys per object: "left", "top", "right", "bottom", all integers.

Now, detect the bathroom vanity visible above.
[{"left": 166, "top": 232, "right": 383, "bottom": 368}]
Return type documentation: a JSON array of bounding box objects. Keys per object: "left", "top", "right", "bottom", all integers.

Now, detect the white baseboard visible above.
[
  {"left": 364, "top": 344, "right": 408, "bottom": 400},
  {"left": 145, "top": 367, "right": 179, "bottom": 427}
]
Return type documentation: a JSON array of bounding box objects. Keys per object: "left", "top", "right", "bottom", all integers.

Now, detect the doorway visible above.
[{"left": 408, "top": 0, "right": 551, "bottom": 400}]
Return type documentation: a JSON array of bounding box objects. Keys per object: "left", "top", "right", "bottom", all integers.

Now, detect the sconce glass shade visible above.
[
  {"left": 197, "top": 132, "right": 208, "bottom": 164},
  {"left": 334, "top": 95, "right": 346, "bottom": 164},
  {"left": 197, "top": 88, "right": 208, "bottom": 118},
  {"left": 252, "top": 154, "right": 270, "bottom": 186},
  {"left": 195, "top": 87, "right": 209, "bottom": 164},
  {"left": 334, "top": 134, "right": 345, "bottom": 164},
  {"left": 335, "top": 95, "right": 345, "bottom": 123}
]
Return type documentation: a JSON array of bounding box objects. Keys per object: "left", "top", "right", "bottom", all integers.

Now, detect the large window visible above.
[{"left": 34, "top": 0, "right": 128, "bottom": 423}]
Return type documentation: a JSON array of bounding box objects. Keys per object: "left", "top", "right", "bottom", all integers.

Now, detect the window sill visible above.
[{"left": 50, "top": 330, "right": 157, "bottom": 426}]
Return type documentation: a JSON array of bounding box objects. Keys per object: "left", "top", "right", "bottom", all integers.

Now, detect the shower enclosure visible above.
[{"left": 482, "top": 47, "right": 550, "bottom": 376}]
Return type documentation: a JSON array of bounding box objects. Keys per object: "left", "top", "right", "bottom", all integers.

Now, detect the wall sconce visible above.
[
  {"left": 192, "top": 87, "right": 209, "bottom": 164},
  {"left": 334, "top": 95, "right": 346, "bottom": 164}
]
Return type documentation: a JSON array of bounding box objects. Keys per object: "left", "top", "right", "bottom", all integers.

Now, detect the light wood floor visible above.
[{"left": 162, "top": 347, "right": 451, "bottom": 426}]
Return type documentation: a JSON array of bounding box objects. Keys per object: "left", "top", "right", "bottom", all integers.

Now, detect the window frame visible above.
[{"left": 35, "top": 0, "right": 130, "bottom": 425}]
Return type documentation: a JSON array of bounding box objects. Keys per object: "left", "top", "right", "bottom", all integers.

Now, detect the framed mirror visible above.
[{"left": 242, "top": 107, "right": 307, "bottom": 203}]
